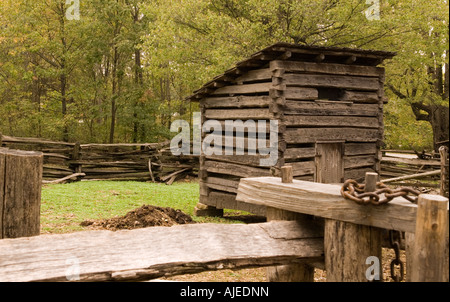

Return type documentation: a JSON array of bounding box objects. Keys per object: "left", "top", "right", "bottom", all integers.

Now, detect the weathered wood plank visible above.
[
  {"left": 283, "top": 74, "right": 379, "bottom": 91},
  {"left": 284, "top": 87, "right": 319, "bottom": 100},
  {"left": 204, "top": 160, "right": 272, "bottom": 178},
  {"left": 284, "top": 148, "right": 316, "bottom": 160},
  {"left": 206, "top": 153, "right": 269, "bottom": 168},
  {"left": 382, "top": 157, "right": 441, "bottom": 167},
  {"left": 270, "top": 60, "right": 385, "bottom": 77},
  {"left": 202, "top": 96, "right": 272, "bottom": 109},
  {"left": 202, "top": 134, "right": 271, "bottom": 152},
  {"left": 344, "top": 155, "right": 377, "bottom": 169},
  {"left": 285, "top": 128, "right": 381, "bottom": 144},
  {"left": 212, "top": 83, "right": 271, "bottom": 95},
  {"left": 206, "top": 177, "right": 240, "bottom": 194},
  {"left": 284, "top": 101, "right": 379, "bottom": 116},
  {"left": 283, "top": 116, "right": 379, "bottom": 128},
  {"left": 204, "top": 108, "right": 273, "bottom": 120},
  {"left": 345, "top": 143, "right": 377, "bottom": 156},
  {"left": 340, "top": 91, "right": 380, "bottom": 103},
  {"left": 0, "top": 221, "right": 324, "bottom": 282},
  {"left": 207, "top": 190, "right": 267, "bottom": 216},
  {"left": 287, "top": 161, "right": 315, "bottom": 177},
  {"left": 234, "top": 68, "right": 272, "bottom": 83},
  {"left": 344, "top": 167, "right": 377, "bottom": 181},
  {"left": 236, "top": 177, "right": 443, "bottom": 233}
]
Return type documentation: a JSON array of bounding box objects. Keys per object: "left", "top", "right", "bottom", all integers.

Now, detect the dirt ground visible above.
[{"left": 80, "top": 205, "right": 195, "bottom": 231}]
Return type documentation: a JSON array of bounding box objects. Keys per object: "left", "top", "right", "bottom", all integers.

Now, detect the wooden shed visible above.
[{"left": 188, "top": 43, "right": 396, "bottom": 216}]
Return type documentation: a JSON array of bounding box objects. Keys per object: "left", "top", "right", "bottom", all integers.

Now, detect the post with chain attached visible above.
[
  {"left": 325, "top": 172, "right": 383, "bottom": 282},
  {"left": 410, "top": 194, "right": 449, "bottom": 282}
]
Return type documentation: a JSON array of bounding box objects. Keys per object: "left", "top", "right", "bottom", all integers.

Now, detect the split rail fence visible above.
[
  {"left": 0, "top": 149, "right": 448, "bottom": 282},
  {"left": 0, "top": 134, "right": 198, "bottom": 184}
]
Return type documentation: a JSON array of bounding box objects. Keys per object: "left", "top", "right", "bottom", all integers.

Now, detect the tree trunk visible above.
[
  {"left": 109, "top": 46, "right": 119, "bottom": 144},
  {"left": 430, "top": 104, "right": 449, "bottom": 150}
]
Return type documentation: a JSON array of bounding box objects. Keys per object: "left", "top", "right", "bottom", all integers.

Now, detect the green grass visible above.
[{"left": 41, "top": 181, "right": 247, "bottom": 234}]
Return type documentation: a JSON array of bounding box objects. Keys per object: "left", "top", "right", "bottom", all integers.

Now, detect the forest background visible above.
[{"left": 0, "top": 0, "right": 448, "bottom": 152}]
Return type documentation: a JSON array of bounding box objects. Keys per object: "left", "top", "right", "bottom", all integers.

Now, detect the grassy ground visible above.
[
  {"left": 40, "top": 180, "right": 405, "bottom": 282},
  {"left": 41, "top": 180, "right": 246, "bottom": 234}
]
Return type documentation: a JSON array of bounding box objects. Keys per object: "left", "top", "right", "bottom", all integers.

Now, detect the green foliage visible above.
[{"left": 0, "top": 0, "right": 448, "bottom": 149}]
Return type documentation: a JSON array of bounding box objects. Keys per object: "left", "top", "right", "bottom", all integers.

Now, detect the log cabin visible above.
[{"left": 187, "top": 42, "right": 396, "bottom": 216}]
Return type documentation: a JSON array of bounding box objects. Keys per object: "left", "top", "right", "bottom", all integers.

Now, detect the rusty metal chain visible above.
[
  {"left": 341, "top": 179, "right": 421, "bottom": 205},
  {"left": 389, "top": 230, "right": 404, "bottom": 282}
]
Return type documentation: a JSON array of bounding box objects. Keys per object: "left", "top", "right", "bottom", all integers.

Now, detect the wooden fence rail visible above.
[
  {"left": 0, "top": 221, "right": 323, "bottom": 282},
  {"left": 0, "top": 134, "right": 198, "bottom": 184}
]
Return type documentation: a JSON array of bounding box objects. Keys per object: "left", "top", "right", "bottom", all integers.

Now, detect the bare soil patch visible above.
[{"left": 80, "top": 205, "right": 195, "bottom": 231}]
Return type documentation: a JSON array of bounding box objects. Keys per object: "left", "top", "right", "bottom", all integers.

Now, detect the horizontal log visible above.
[
  {"left": 212, "top": 82, "right": 271, "bottom": 96},
  {"left": 283, "top": 74, "right": 380, "bottom": 91},
  {"left": 283, "top": 87, "right": 319, "bottom": 100},
  {"left": 207, "top": 191, "right": 267, "bottom": 216},
  {"left": 344, "top": 155, "right": 377, "bottom": 169},
  {"left": 283, "top": 116, "right": 379, "bottom": 128},
  {"left": 80, "top": 142, "right": 164, "bottom": 149},
  {"left": 286, "top": 161, "right": 315, "bottom": 177},
  {"left": 236, "top": 177, "right": 449, "bottom": 233},
  {"left": 234, "top": 68, "right": 272, "bottom": 83},
  {"left": 204, "top": 108, "right": 273, "bottom": 120},
  {"left": 1, "top": 135, "right": 76, "bottom": 147},
  {"left": 202, "top": 134, "right": 271, "bottom": 152},
  {"left": 0, "top": 221, "right": 324, "bottom": 282},
  {"left": 344, "top": 167, "right": 377, "bottom": 181},
  {"left": 381, "top": 157, "right": 441, "bottom": 167},
  {"left": 206, "top": 153, "right": 269, "bottom": 168},
  {"left": 43, "top": 153, "right": 71, "bottom": 160},
  {"left": 285, "top": 128, "right": 381, "bottom": 144},
  {"left": 204, "top": 160, "right": 272, "bottom": 178},
  {"left": 202, "top": 96, "right": 272, "bottom": 109},
  {"left": 83, "top": 172, "right": 152, "bottom": 179},
  {"left": 284, "top": 147, "right": 316, "bottom": 160},
  {"left": 206, "top": 177, "right": 240, "bottom": 194},
  {"left": 340, "top": 91, "right": 380, "bottom": 103},
  {"left": 270, "top": 60, "right": 385, "bottom": 77},
  {"left": 42, "top": 173, "right": 86, "bottom": 185},
  {"left": 345, "top": 143, "right": 378, "bottom": 156},
  {"left": 382, "top": 170, "right": 442, "bottom": 183},
  {"left": 284, "top": 101, "right": 379, "bottom": 116}
]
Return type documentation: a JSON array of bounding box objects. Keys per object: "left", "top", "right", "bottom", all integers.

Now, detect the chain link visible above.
[
  {"left": 389, "top": 230, "right": 404, "bottom": 282},
  {"left": 341, "top": 179, "right": 414, "bottom": 281},
  {"left": 341, "top": 179, "right": 421, "bottom": 205}
]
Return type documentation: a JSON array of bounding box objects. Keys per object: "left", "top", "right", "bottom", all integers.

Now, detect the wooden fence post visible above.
[
  {"left": 410, "top": 194, "right": 449, "bottom": 282},
  {"left": 0, "top": 149, "right": 43, "bottom": 239},
  {"left": 266, "top": 166, "right": 316, "bottom": 282},
  {"left": 324, "top": 171, "right": 383, "bottom": 282}
]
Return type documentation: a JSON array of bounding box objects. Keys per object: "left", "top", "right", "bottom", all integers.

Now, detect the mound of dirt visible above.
[{"left": 80, "top": 205, "right": 195, "bottom": 231}]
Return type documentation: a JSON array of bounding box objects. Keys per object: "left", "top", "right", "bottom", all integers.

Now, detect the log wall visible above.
[{"left": 198, "top": 58, "right": 386, "bottom": 214}]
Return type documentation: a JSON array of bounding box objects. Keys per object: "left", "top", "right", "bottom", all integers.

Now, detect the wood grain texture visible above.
[
  {"left": 236, "top": 177, "right": 437, "bottom": 233},
  {"left": 270, "top": 60, "right": 385, "bottom": 77},
  {"left": 0, "top": 149, "right": 43, "bottom": 239},
  {"left": 410, "top": 194, "right": 449, "bottom": 282},
  {"left": 0, "top": 221, "right": 324, "bottom": 282}
]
